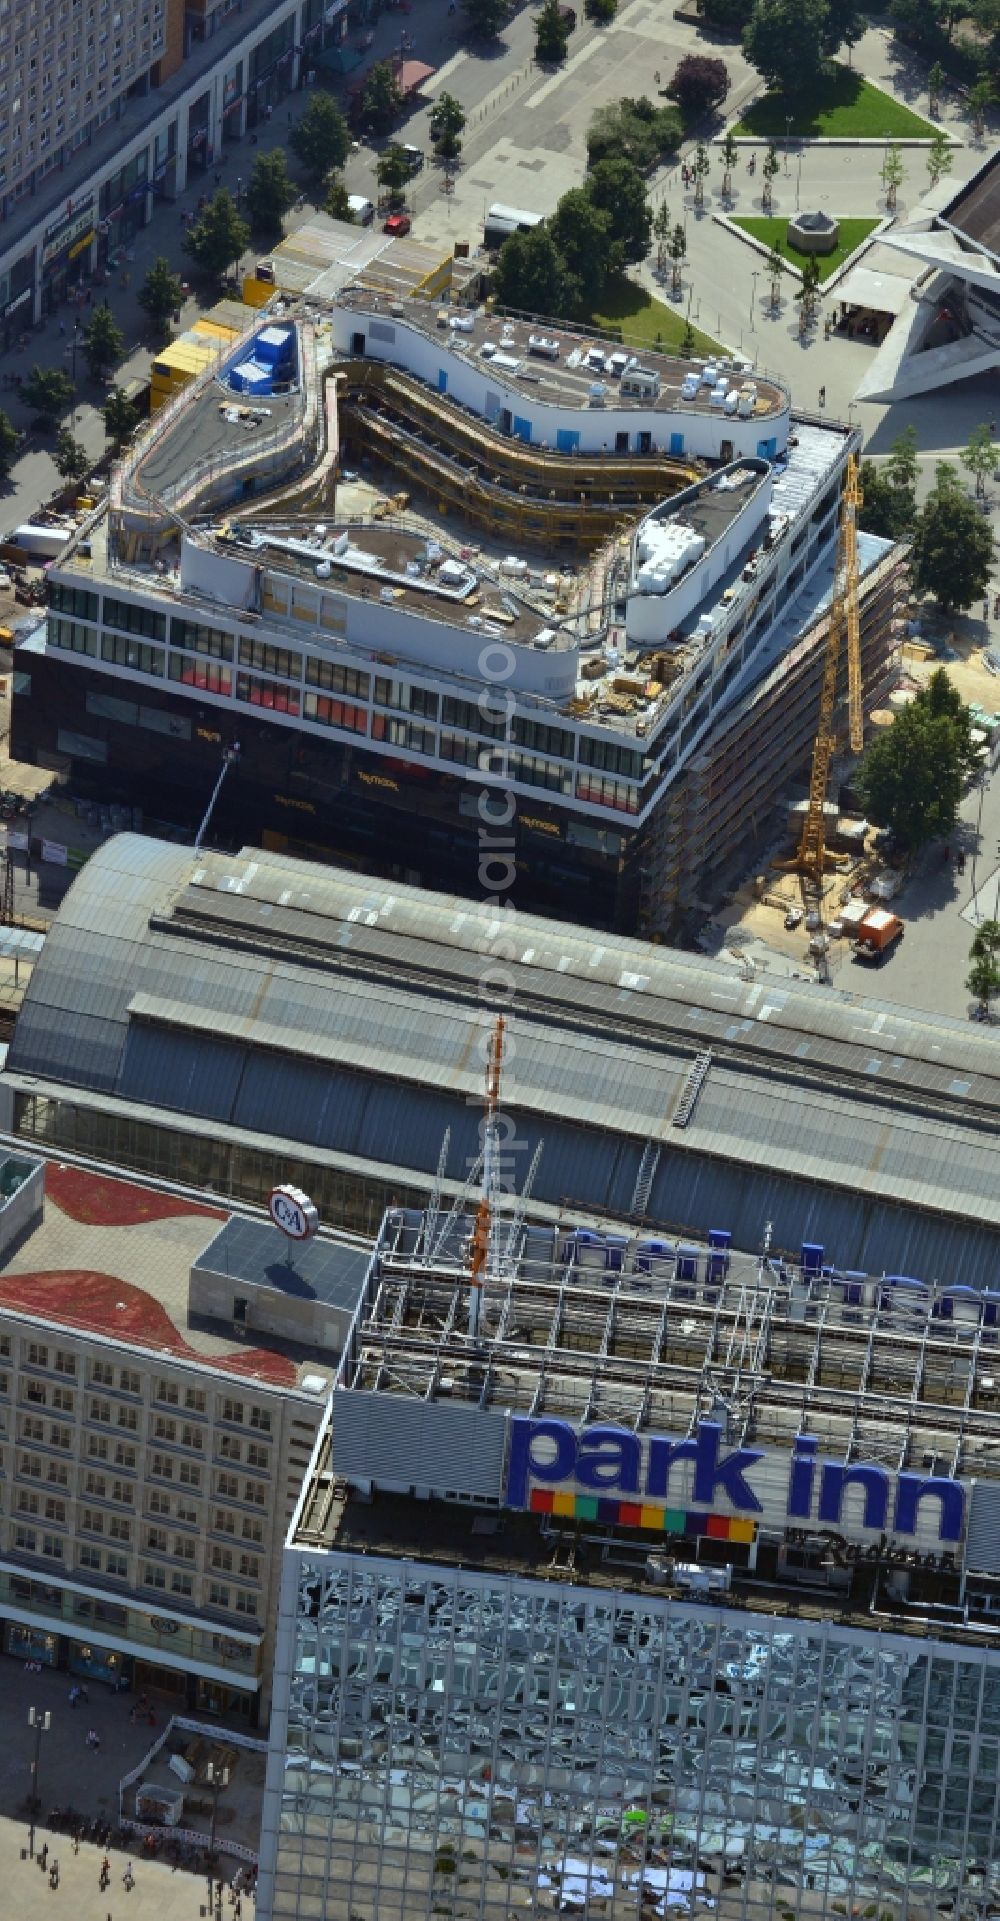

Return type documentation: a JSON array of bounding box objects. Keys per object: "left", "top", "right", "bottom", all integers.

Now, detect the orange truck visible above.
[{"left": 852, "top": 908, "right": 904, "bottom": 961}]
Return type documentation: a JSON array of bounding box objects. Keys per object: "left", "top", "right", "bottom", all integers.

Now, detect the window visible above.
[
  {"left": 216, "top": 1471, "right": 238, "bottom": 1500},
  {"left": 211, "top": 1545, "right": 233, "bottom": 1572},
  {"left": 149, "top": 1453, "right": 173, "bottom": 1481},
  {"left": 240, "top": 1516, "right": 263, "bottom": 1544},
  {"left": 52, "top": 1387, "right": 74, "bottom": 1412},
  {"left": 41, "top": 1534, "right": 63, "bottom": 1560},
  {"left": 26, "top": 1343, "right": 48, "bottom": 1368},
  {"left": 91, "top": 1362, "right": 113, "bottom": 1386},
  {"left": 213, "top": 1509, "right": 235, "bottom": 1535},
  {"left": 109, "top": 1515, "right": 131, "bottom": 1542},
  {"left": 105, "top": 1551, "right": 128, "bottom": 1579},
  {"left": 373, "top": 676, "right": 439, "bottom": 720},
  {"left": 141, "top": 1564, "right": 165, "bottom": 1589},
  {"left": 208, "top": 1581, "right": 230, "bottom": 1609},
  {"left": 89, "top": 1397, "right": 111, "bottom": 1424},
  {"left": 103, "top": 595, "right": 166, "bottom": 641},
  {"left": 238, "top": 637, "right": 301, "bottom": 679},
  {"left": 247, "top": 1443, "right": 269, "bottom": 1471},
  {"left": 578, "top": 736, "right": 644, "bottom": 778},
  {"left": 169, "top": 617, "right": 233, "bottom": 658},
  {"left": 114, "top": 1442, "right": 136, "bottom": 1469},
  {"left": 173, "top": 1536, "right": 195, "bottom": 1561},
  {"left": 17, "top": 1454, "right": 42, "bottom": 1479},
  {"left": 100, "top": 633, "right": 163, "bottom": 677},
  {"left": 145, "top": 1526, "right": 167, "bottom": 1553},
  {"left": 49, "top": 582, "right": 98, "bottom": 621},
  {"left": 155, "top": 1379, "right": 178, "bottom": 1406},
  {"left": 111, "top": 1480, "right": 133, "bottom": 1506},
  {"left": 79, "top": 1543, "right": 101, "bottom": 1571},
  {"left": 17, "top": 1490, "right": 39, "bottom": 1515},
  {"left": 302, "top": 692, "right": 367, "bottom": 734},
  {"left": 25, "top": 1381, "right": 46, "bottom": 1405},
  {"left": 117, "top": 1406, "right": 138, "bottom": 1430},
  {"left": 244, "top": 1480, "right": 266, "bottom": 1507},
  {"left": 179, "top": 1461, "right": 201, "bottom": 1488},
  {"left": 177, "top": 1499, "right": 198, "bottom": 1525},
  {"left": 235, "top": 671, "right": 300, "bottom": 717},
  {"left": 171, "top": 1571, "right": 193, "bottom": 1597},
  {"left": 184, "top": 1388, "right": 206, "bottom": 1414},
  {"left": 180, "top": 1425, "right": 203, "bottom": 1451},
  {"left": 370, "top": 713, "right": 435, "bottom": 756},
  {"left": 154, "top": 1416, "right": 176, "bottom": 1442},
  {"left": 238, "top": 1553, "right": 259, "bottom": 1580},
  {"left": 249, "top": 1408, "right": 272, "bottom": 1434},
  {"left": 235, "top": 1590, "right": 257, "bottom": 1617},
  {"left": 148, "top": 1490, "right": 170, "bottom": 1516},
  {"left": 46, "top": 1461, "right": 68, "bottom": 1487},
  {"left": 304, "top": 658, "right": 368, "bottom": 699},
  {"left": 81, "top": 1507, "right": 104, "bottom": 1534},
  {"left": 84, "top": 1473, "right": 107, "bottom": 1500},
  {"left": 48, "top": 1424, "right": 71, "bottom": 1450},
  {"left": 44, "top": 1497, "right": 65, "bottom": 1524},
  {"left": 119, "top": 1369, "right": 140, "bottom": 1394},
  {"left": 221, "top": 1398, "right": 244, "bottom": 1426},
  {"left": 14, "top": 1525, "right": 36, "bottom": 1552},
  {"left": 54, "top": 1350, "right": 76, "bottom": 1376},
  {"left": 168, "top": 654, "right": 231, "bottom": 697},
  {"left": 574, "top": 772, "right": 640, "bottom": 814},
  {"left": 20, "top": 1415, "right": 43, "bottom": 1441},
  {"left": 219, "top": 1435, "right": 241, "bottom": 1462},
  {"left": 87, "top": 1435, "right": 109, "bottom": 1463},
  {"left": 441, "top": 695, "right": 506, "bottom": 742}
]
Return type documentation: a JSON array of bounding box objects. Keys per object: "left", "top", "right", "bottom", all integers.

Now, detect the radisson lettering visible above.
[{"left": 507, "top": 1417, "right": 966, "bottom": 1544}]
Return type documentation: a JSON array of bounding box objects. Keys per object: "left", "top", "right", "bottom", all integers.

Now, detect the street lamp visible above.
[
  {"left": 784, "top": 115, "right": 792, "bottom": 173},
  {"left": 205, "top": 1759, "right": 231, "bottom": 1865},
  {"left": 27, "top": 1706, "right": 50, "bottom": 1860}
]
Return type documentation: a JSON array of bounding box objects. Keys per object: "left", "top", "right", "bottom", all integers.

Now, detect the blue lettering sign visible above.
[{"left": 505, "top": 1417, "right": 967, "bottom": 1546}]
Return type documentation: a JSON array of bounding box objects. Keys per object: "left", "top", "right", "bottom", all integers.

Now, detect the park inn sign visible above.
[{"left": 506, "top": 1418, "right": 967, "bottom": 1549}]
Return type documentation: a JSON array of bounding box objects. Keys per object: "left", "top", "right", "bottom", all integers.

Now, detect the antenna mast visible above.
[{"left": 467, "top": 1013, "right": 506, "bottom": 1338}]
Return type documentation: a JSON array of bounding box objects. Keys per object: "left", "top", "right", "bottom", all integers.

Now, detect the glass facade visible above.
[{"left": 261, "top": 1552, "right": 1000, "bottom": 1921}]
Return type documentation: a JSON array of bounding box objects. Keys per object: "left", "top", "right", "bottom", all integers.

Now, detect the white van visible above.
[{"left": 347, "top": 195, "right": 375, "bottom": 226}]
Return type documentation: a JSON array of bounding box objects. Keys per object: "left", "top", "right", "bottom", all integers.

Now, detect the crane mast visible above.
[{"left": 795, "top": 452, "right": 864, "bottom": 885}]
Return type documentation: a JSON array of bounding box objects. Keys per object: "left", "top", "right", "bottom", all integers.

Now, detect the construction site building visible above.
[{"left": 10, "top": 282, "right": 904, "bottom": 934}]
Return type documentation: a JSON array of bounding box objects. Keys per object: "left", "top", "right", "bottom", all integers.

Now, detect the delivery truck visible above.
[{"left": 852, "top": 908, "right": 904, "bottom": 961}]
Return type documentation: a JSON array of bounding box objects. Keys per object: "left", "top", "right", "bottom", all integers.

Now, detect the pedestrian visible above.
[
  {"left": 59, "top": 319, "right": 66, "bottom": 336},
  {"left": 40, "top": 1843, "right": 48, "bottom": 1871},
  {"left": 266, "top": 102, "right": 273, "bottom": 121},
  {"left": 50, "top": 1859, "right": 59, "bottom": 1889}
]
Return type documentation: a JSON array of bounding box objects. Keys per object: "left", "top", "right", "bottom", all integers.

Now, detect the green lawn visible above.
[
  {"left": 588, "top": 278, "right": 721, "bottom": 358},
  {"left": 735, "top": 65, "right": 936, "bottom": 139},
  {"left": 732, "top": 215, "right": 881, "bottom": 281}
]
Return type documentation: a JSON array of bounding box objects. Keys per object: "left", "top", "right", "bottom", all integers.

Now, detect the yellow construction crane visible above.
[{"left": 792, "top": 452, "right": 864, "bottom": 885}]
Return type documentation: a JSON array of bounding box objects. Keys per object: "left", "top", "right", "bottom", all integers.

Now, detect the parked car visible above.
[
  {"left": 383, "top": 212, "right": 412, "bottom": 236},
  {"left": 784, "top": 907, "right": 804, "bottom": 930}
]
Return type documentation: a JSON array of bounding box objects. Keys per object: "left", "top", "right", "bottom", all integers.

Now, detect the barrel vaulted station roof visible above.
[{"left": 7, "top": 833, "right": 1000, "bottom": 1282}]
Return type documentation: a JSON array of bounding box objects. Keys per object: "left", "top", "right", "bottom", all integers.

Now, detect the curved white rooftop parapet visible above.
[{"left": 625, "top": 459, "right": 772, "bottom": 647}]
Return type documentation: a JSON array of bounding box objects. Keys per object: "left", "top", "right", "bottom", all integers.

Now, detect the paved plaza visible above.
[{"left": 0, "top": 1812, "right": 247, "bottom": 1921}]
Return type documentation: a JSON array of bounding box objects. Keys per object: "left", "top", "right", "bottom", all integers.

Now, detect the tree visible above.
[
  {"left": 20, "top": 366, "right": 74, "bottom": 426},
  {"left": 927, "top": 126, "right": 953, "bottom": 188},
  {"left": 183, "top": 190, "right": 250, "bottom": 282},
  {"left": 587, "top": 157, "right": 653, "bottom": 263},
  {"left": 743, "top": 0, "right": 827, "bottom": 98},
  {"left": 667, "top": 55, "right": 730, "bottom": 117},
  {"left": 137, "top": 256, "right": 183, "bottom": 334},
  {"left": 857, "top": 694, "right": 966, "bottom": 854},
  {"left": 81, "top": 303, "right": 124, "bottom": 381},
  {"left": 703, "top": 0, "right": 753, "bottom": 27},
  {"left": 0, "top": 410, "right": 20, "bottom": 479},
  {"left": 668, "top": 222, "right": 687, "bottom": 298},
  {"left": 911, "top": 463, "right": 996, "bottom": 611},
  {"left": 290, "top": 94, "right": 350, "bottom": 182},
  {"left": 548, "top": 190, "right": 613, "bottom": 304},
  {"left": 721, "top": 128, "right": 739, "bottom": 197},
  {"left": 430, "top": 91, "right": 467, "bottom": 160},
  {"left": 766, "top": 242, "right": 784, "bottom": 307},
  {"left": 653, "top": 200, "right": 672, "bottom": 273},
  {"left": 462, "top": 0, "right": 509, "bottom": 35},
  {"left": 962, "top": 422, "right": 997, "bottom": 499},
  {"left": 492, "top": 225, "right": 568, "bottom": 318},
  {"left": 692, "top": 141, "right": 711, "bottom": 208},
  {"left": 360, "top": 62, "right": 404, "bottom": 132},
  {"left": 927, "top": 58, "right": 946, "bottom": 111},
  {"left": 246, "top": 148, "right": 296, "bottom": 233},
  {"left": 324, "top": 174, "right": 354, "bottom": 221},
  {"left": 377, "top": 144, "right": 412, "bottom": 207},
  {"left": 795, "top": 253, "right": 821, "bottom": 329},
  {"left": 586, "top": 0, "right": 618, "bottom": 18},
  {"left": 535, "top": 0, "right": 571, "bottom": 61},
  {"left": 53, "top": 428, "right": 90, "bottom": 483},
  {"left": 101, "top": 386, "right": 139, "bottom": 450},
  {"left": 587, "top": 97, "right": 682, "bottom": 171},
  {"left": 922, "top": 662, "right": 978, "bottom": 773},
  {"left": 969, "top": 75, "right": 994, "bottom": 138},
  {"left": 881, "top": 143, "right": 905, "bottom": 212},
  {"left": 858, "top": 427, "right": 918, "bottom": 538},
  {"left": 823, "top": 0, "right": 864, "bottom": 59},
  {"left": 761, "top": 140, "right": 779, "bottom": 212},
  {"left": 968, "top": 920, "right": 1000, "bottom": 1017},
  {"left": 680, "top": 318, "right": 696, "bottom": 357}
]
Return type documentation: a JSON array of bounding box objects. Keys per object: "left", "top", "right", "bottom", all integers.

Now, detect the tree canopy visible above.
[
  {"left": 858, "top": 427, "right": 918, "bottom": 539},
  {"left": 54, "top": 428, "right": 90, "bottom": 483},
  {"left": 587, "top": 156, "right": 652, "bottom": 263},
  {"left": 911, "top": 463, "right": 996, "bottom": 610},
  {"left": 101, "top": 386, "right": 140, "bottom": 449},
  {"left": 857, "top": 669, "right": 971, "bottom": 853},
  {"left": 377, "top": 144, "right": 412, "bottom": 204},
  {"left": 534, "top": 0, "right": 572, "bottom": 61},
  {"left": 183, "top": 190, "right": 249, "bottom": 281},
  {"left": 290, "top": 94, "right": 350, "bottom": 181},
  {"left": 137, "top": 257, "right": 183, "bottom": 332},
  {"left": 968, "top": 919, "right": 1000, "bottom": 1016},
  {"left": 0, "top": 410, "right": 19, "bottom": 479},
  {"left": 743, "top": 0, "right": 829, "bottom": 95},
  {"left": 668, "top": 54, "right": 731, "bottom": 115},
  {"left": 548, "top": 191, "right": 614, "bottom": 304},
  {"left": 430, "top": 92, "right": 467, "bottom": 159},
  {"left": 82, "top": 304, "right": 124, "bottom": 380},
  {"left": 245, "top": 149, "right": 296, "bottom": 233},
  {"left": 492, "top": 226, "right": 569, "bottom": 316},
  {"left": 21, "top": 365, "right": 74, "bottom": 425},
  {"left": 359, "top": 62, "right": 403, "bottom": 132},
  {"left": 587, "top": 96, "right": 683, "bottom": 171},
  {"left": 462, "top": 0, "right": 508, "bottom": 35}
]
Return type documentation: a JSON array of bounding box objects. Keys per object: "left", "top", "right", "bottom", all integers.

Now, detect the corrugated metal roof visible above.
[{"left": 8, "top": 834, "right": 1000, "bottom": 1281}]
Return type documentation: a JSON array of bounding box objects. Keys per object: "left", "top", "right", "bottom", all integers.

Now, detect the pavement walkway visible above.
[{"left": 0, "top": 1812, "right": 250, "bottom": 1921}]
